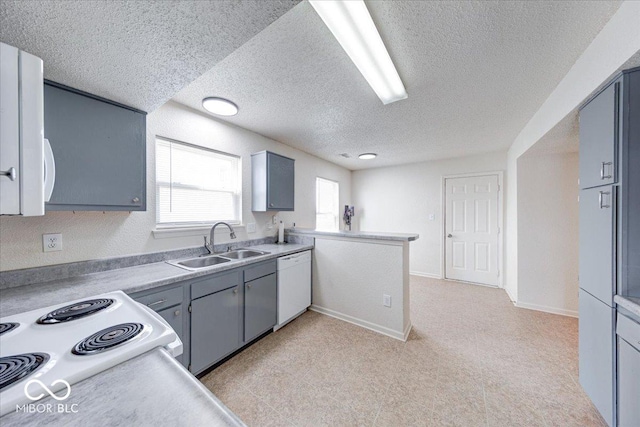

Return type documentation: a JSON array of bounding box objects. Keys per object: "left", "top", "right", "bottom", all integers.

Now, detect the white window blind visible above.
[
  {"left": 316, "top": 177, "right": 339, "bottom": 231},
  {"left": 156, "top": 138, "right": 241, "bottom": 226}
]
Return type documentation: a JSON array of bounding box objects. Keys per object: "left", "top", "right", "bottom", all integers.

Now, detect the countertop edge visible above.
[
  {"left": 614, "top": 295, "right": 640, "bottom": 318},
  {"left": 287, "top": 228, "right": 419, "bottom": 242}
]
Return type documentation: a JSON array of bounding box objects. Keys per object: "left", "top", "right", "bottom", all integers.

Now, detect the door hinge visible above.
[
  {"left": 497, "top": 227, "right": 501, "bottom": 234},
  {"left": 497, "top": 184, "right": 501, "bottom": 192},
  {"left": 188, "top": 364, "right": 191, "bottom": 372},
  {"left": 188, "top": 304, "right": 192, "bottom": 313}
]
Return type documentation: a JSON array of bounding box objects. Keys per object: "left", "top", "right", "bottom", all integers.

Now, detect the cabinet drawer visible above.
[
  {"left": 618, "top": 313, "right": 640, "bottom": 352},
  {"left": 191, "top": 270, "right": 241, "bottom": 300},
  {"left": 244, "top": 260, "right": 276, "bottom": 282},
  {"left": 134, "top": 286, "right": 182, "bottom": 311}
]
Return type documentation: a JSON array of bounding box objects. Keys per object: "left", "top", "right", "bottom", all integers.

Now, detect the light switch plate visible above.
[{"left": 43, "top": 233, "right": 62, "bottom": 252}]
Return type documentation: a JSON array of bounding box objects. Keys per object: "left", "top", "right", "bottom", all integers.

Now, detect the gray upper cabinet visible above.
[
  {"left": 621, "top": 69, "right": 640, "bottom": 298},
  {"left": 252, "top": 151, "right": 295, "bottom": 211},
  {"left": 579, "top": 185, "right": 617, "bottom": 306},
  {"left": 44, "top": 81, "right": 146, "bottom": 211},
  {"left": 579, "top": 79, "right": 619, "bottom": 190}
]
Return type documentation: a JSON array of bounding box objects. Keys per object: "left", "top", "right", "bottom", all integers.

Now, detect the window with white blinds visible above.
[
  {"left": 156, "top": 138, "right": 241, "bottom": 226},
  {"left": 316, "top": 177, "right": 339, "bottom": 231}
]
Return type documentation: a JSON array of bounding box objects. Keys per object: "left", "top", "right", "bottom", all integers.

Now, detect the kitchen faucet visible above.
[{"left": 204, "top": 222, "right": 236, "bottom": 254}]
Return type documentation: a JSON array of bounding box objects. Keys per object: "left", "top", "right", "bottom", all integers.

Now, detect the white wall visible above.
[
  {"left": 351, "top": 152, "right": 507, "bottom": 278},
  {"left": 0, "top": 101, "right": 351, "bottom": 271},
  {"left": 517, "top": 152, "right": 579, "bottom": 316},
  {"left": 312, "top": 237, "right": 410, "bottom": 340},
  {"left": 504, "top": 1, "right": 640, "bottom": 301}
]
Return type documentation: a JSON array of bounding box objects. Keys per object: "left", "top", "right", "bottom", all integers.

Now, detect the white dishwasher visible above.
[{"left": 276, "top": 250, "right": 311, "bottom": 329}]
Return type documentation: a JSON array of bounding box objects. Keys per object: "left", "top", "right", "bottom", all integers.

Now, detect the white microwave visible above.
[{"left": 0, "top": 42, "right": 55, "bottom": 216}]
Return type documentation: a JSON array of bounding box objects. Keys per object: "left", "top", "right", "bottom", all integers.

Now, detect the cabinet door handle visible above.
[
  {"left": 233, "top": 289, "right": 238, "bottom": 294},
  {"left": 147, "top": 299, "right": 166, "bottom": 307},
  {"left": 247, "top": 284, "right": 252, "bottom": 290},
  {"left": 269, "top": 203, "right": 274, "bottom": 207},
  {"left": 174, "top": 310, "right": 181, "bottom": 316},
  {"left": 1, "top": 167, "right": 16, "bottom": 181},
  {"left": 600, "top": 161, "right": 612, "bottom": 180},
  {"left": 599, "top": 191, "right": 611, "bottom": 209},
  {"left": 132, "top": 197, "right": 140, "bottom": 203}
]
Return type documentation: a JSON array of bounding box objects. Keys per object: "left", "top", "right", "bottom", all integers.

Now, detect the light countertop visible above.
[
  {"left": 615, "top": 295, "right": 640, "bottom": 318},
  {"left": 0, "top": 243, "right": 312, "bottom": 317},
  {"left": 0, "top": 348, "right": 245, "bottom": 427},
  {"left": 287, "top": 228, "right": 419, "bottom": 242}
]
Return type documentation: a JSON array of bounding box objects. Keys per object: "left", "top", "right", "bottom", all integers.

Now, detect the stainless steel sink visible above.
[
  {"left": 218, "top": 249, "right": 269, "bottom": 259},
  {"left": 167, "top": 248, "right": 269, "bottom": 271},
  {"left": 168, "top": 256, "right": 230, "bottom": 271}
]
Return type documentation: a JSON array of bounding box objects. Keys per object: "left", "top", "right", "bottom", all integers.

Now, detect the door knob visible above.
[{"left": 447, "top": 234, "right": 453, "bottom": 238}]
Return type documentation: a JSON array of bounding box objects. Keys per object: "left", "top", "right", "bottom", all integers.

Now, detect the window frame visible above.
[
  {"left": 155, "top": 136, "right": 242, "bottom": 228},
  {"left": 315, "top": 176, "right": 340, "bottom": 231}
]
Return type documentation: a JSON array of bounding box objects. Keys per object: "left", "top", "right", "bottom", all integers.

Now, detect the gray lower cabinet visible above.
[
  {"left": 579, "top": 289, "right": 615, "bottom": 427},
  {"left": 190, "top": 285, "right": 240, "bottom": 375},
  {"left": 579, "top": 78, "right": 619, "bottom": 190},
  {"left": 157, "top": 305, "right": 184, "bottom": 365},
  {"left": 43, "top": 81, "right": 146, "bottom": 211},
  {"left": 244, "top": 273, "right": 277, "bottom": 343},
  {"left": 579, "top": 185, "right": 617, "bottom": 305},
  {"left": 131, "top": 285, "right": 188, "bottom": 368},
  {"left": 617, "top": 313, "right": 640, "bottom": 427}
]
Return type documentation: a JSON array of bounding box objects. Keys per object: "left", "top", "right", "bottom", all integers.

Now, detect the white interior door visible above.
[{"left": 445, "top": 175, "right": 499, "bottom": 286}]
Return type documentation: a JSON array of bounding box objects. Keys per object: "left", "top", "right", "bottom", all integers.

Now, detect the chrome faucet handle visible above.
[{"left": 230, "top": 231, "right": 237, "bottom": 239}]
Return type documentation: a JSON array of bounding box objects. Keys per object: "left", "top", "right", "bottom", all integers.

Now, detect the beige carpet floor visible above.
[{"left": 201, "top": 276, "right": 605, "bottom": 426}]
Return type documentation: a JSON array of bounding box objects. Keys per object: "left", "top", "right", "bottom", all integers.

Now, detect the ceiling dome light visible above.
[
  {"left": 202, "top": 97, "right": 238, "bottom": 116},
  {"left": 358, "top": 153, "right": 377, "bottom": 160}
]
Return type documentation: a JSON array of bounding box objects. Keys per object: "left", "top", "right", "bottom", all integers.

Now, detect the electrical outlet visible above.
[
  {"left": 43, "top": 233, "right": 62, "bottom": 252},
  {"left": 383, "top": 294, "right": 391, "bottom": 307},
  {"left": 247, "top": 222, "right": 256, "bottom": 233}
]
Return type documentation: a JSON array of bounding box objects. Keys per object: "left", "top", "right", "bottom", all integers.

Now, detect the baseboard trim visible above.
[
  {"left": 403, "top": 321, "right": 413, "bottom": 341},
  {"left": 504, "top": 286, "right": 517, "bottom": 303},
  {"left": 309, "top": 305, "right": 408, "bottom": 341},
  {"left": 515, "top": 301, "right": 578, "bottom": 318},
  {"left": 409, "top": 271, "right": 441, "bottom": 279}
]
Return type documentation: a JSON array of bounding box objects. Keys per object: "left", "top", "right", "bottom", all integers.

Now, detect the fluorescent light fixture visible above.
[
  {"left": 309, "top": 0, "right": 407, "bottom": 105},
  {"left": 202, "top": 97, "right": 238, "bottom": 116},
  {"left": 358, "top": 153, "right": 377, "bottom": 160}
]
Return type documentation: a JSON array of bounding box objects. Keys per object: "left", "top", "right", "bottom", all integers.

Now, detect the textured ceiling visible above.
[
  {"left": 173, "top": 0, "right": 622, "bottom": 170},
  {"left": 524, "top": 52, "right": 640, "bottom": 157},
  {"left": 0, "top": 0, "right": 299, "bottom": 112}
]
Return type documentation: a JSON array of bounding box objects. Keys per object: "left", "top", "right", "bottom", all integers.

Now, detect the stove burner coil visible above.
[
  {"left": 0, "top": 353, "right": 50, "bottom": 391},
  {"left": 72, "top": 323, "right": 144, "bottom": 356},
  {"left": 0, "top": 322, "right": 19, "bottom": 336},
  {"left": 37, "top": 298, "right": 115, "bottom": 324}
]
